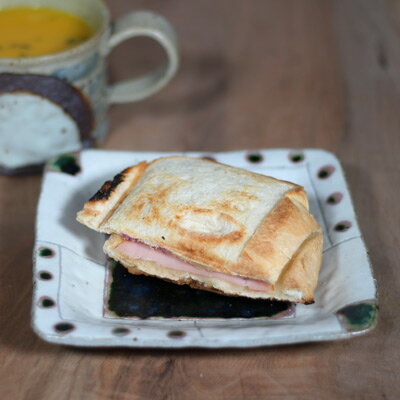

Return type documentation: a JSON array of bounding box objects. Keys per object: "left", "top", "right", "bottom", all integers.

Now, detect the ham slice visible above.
[{"left": 116, "top": 238, "right": 272, "bottom": 292}]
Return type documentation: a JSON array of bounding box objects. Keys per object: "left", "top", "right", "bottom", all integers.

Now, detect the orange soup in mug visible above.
[{"left": 0, "top": 7, "right": 94, "bottom": 58}]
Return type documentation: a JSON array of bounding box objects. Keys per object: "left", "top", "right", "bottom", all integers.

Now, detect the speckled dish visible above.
[{"left": 32, "top": 149, "right": 378, "bottom": 348}]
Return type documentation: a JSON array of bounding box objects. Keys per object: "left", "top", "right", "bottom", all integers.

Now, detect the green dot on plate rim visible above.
[
  {"left": 247, "top": 153, "right": 263, "bottom": 163},
  {"left": 39, "top": 271, "right": 53, "bottom": 280},
  {"left": 54, "top": 322, "right": 75, "bottom": 333},
  {"left": 39, "top": 297, "right": 55, "bottom": 308},
  {"left": 168, "top": 330, "right": 186, "bottom": 339},
  {"left": 334, "top": 221, "right": 352, "bottom": 232},
  {"left": 39, "top": 248, "right": 54, "bottom": 257},
  {"left": 289, "top": 152, "right": 305, "bottom": 163},
  {"left": 112, "top": 327, "right": 130, "bottom": 336}
]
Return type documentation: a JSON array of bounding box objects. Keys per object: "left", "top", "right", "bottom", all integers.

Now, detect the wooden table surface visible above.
[{"left": 1, "top": 0, "right": 399, "bottom": 399}]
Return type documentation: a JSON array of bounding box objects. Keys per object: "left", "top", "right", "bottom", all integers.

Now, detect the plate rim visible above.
[{"left": 32, "top": 148, "right": 378, "bottom": 348}]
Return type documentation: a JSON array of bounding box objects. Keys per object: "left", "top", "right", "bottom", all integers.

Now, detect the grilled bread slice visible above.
[{"left": 77, "top": 156, "right": 323, "bottom": 303}]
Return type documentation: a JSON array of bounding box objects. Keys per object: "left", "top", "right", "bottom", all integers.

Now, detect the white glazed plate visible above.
[{"left": 32, "top": 149, "right": 377, "bottom": 348}]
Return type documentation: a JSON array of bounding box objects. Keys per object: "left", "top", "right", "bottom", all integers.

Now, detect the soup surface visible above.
[{"left": 0, "top": 7, "right": 94, "bottom": 58}]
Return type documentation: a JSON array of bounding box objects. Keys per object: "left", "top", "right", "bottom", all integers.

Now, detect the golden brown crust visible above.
[
  {"left": 76, "top": 161, "right": 148, "bottom": 230},
  {"left": 286, "top": 186, "right": 309, "bottom": 209},
  {"left": 276, "top": 230, "right": 323, "bottom": 303},
  {"left": 237, "top": 193, "right": 321, "bottom": 285},
  {"left": 97, "top": 156, "right": 303, "bottom": 276},
  {"left": 77, "top": 156, "right": 323, "bottom": 303},
  {"left": 168, "top": 208, "right": 245, "bottom": 243}
]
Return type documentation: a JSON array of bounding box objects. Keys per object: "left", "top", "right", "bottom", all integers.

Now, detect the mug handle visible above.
[{"left": 105, "top": 11, "right": 179, "bottom": 104}]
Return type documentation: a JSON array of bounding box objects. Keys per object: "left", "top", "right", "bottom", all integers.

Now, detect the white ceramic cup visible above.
[{"left": 0, "top": 0, "right": 179, "bottom": 173}]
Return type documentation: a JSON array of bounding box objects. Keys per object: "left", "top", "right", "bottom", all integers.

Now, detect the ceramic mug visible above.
[{"left": 0, "top": 0, "right": 179, "bottom": 174}]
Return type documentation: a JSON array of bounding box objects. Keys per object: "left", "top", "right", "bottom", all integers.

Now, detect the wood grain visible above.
[{"left": 0, "top": 0, "right": 399, "bottom": 399}]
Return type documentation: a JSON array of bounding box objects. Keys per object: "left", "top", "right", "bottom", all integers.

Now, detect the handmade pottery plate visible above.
[{"left": 32, "top": 149, "right": 377, "bottom": 348}]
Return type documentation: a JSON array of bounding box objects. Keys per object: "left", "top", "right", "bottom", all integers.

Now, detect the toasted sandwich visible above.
[{"left": 77, "top": 156, "right": 323, "bottom": 303}]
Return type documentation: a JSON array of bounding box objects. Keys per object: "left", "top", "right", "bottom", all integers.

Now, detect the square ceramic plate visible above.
[{"left": 32, "top": 149, "right": 377, "bottom": 348}]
